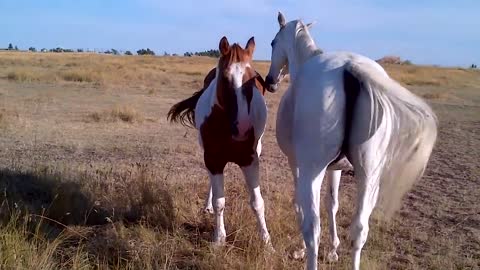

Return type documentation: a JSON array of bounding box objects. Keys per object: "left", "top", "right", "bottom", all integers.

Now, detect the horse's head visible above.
[
  {"left": 265, "top": 12, "right": 314, "bottom": 92},
  {"left": 216, "top": 36, "right": 261, "bottom": 140}
]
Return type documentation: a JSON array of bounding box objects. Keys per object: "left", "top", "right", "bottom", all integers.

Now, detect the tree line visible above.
[
  {"left": 3, "top": 43, "right": 223, "bottom": 59},
  {"left": 183, "top": 49, "right": 220, "bottom": 58}
]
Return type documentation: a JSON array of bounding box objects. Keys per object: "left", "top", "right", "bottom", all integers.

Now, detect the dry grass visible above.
[
  {"left": 88, "top": 105, "right": 144, "bottom": 123},
  {"left": 0, "top": 51, "right": 479, "bottom": 270}
]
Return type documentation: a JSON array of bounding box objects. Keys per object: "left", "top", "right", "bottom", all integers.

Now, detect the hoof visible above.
[
  {"left": 213, "top": 234, "right": 226, "bottom": 247},
  {"left": 212, "top": 240, "right": 226, "bottom": 247},
  {"left": 292, "top": 248, "right": 306, "bottom": 260},
  {"left": 264, "top": 242, "right": 276, "bottom": 253},
  {"left": 327, "top": 250, "right": 339, "bottom": 262},
  {"left": 203, "top": 206, "right": 214, "bottom": 214}
]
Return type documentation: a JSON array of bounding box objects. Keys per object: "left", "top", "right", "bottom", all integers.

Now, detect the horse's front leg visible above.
[
  {"left": 325, "top": 169, "right": 341, "bottom": 262},
  {"left": 208, "top": 171, "right": 226, "bottom": 245},
  {"left": 203, "top": 184, "right": 214, "bottom": 214},
  {"left": 205, "top": 153, "right": 227, "bottom": 245},
  {"left": 241, "top": 156, "right": 272, "bottom": 249}
]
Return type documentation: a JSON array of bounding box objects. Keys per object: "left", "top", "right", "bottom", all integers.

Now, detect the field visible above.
[{"left": 0, "top": 51, "right": 479, "bottom": 269}]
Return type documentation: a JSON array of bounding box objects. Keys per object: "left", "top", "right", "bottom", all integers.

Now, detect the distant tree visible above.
[
  {"left": 104, "top": 50, "right": 112, "bottom": 54},
  {"left": 8, "top": 43, "right": 13, "bottom": 50},
  {"left": 50, "top": 47, "right": 65, "bottom": 53},
  {"left": 41, "top": 48, "right": 48, "bottom": 52},
  {"left": 77, "top": 48, "right": 84, "bottom": 53},
  {"left": 403, "top": 60, "right": 412, "bottom": 65},
  {"left": 137, "top": 48, "right": 155, "bottom": 55},
  {"left": 172, "top": 53, "right": 178, "bottom": 56},
  {"left": 186, "top": 49, "right": 220, "bottom": 58},
  {"left": 111, "top": 48, "right": 119, "bottom": 55},
  {"left": 14, "top": 45, "right": 18, "bottom": 51},
  {"left": 471, "top": 64, "right": 477, "bottom": 69},
  {"left": 28, "top": 47, "right": 36, "bottom": 52},
  {"left": 163, "top": 51, "right": 170, "bottom": 56},
  {"left": 125, "top": 50, "right": 133, "bottom": 55}
]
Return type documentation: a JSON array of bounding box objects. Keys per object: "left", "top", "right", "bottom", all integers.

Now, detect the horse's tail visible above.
[
  {"left": 345, "top": 61, "right": 438, "bottom": 218},
  {"left": 167, "top": 68, "right": 216, "bottom": 128},
  {"left": 167, "top": 89, "right": 205, "bottom": 128}
]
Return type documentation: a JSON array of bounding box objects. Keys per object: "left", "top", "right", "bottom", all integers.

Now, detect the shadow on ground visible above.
[{"left": 0, "top": 167, "right": 175, "bottom": 229}]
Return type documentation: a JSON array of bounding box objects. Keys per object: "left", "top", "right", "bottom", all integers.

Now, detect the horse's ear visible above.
[
  {"left": 278, "top": 11, "right": 286, "bottom": 28},
  {"left": 219, "top": 36, "right": 230, "bottom": 56},
  {"left": 306, "top": 21, "right": 316, "bottom": 29},
  {"left": 245, "top": 37, "right": 255, "bottom": 57}
]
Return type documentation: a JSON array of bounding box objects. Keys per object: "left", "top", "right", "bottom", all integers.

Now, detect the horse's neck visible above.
[{"left": 288, "top": 30, "right": 319, "bottom": 81}]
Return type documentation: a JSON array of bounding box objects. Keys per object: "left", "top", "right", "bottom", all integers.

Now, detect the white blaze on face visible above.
[{"left": 228, "top": 62, "right": 251, "bottom": 138}]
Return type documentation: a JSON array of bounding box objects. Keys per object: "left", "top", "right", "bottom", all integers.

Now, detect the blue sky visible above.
[{"left": 1, "top": 0, "right": 478, "bottom": 66}]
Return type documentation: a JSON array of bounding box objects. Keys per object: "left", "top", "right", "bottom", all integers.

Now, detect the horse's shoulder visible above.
[{"left": 195, "top": 77, "right": 217, "bottom": 130}]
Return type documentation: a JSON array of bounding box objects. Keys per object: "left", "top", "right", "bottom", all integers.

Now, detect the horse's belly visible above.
[
  {"left": 276, "top": 88, "right": 294, "bottom": 157},
  {"left": 328, "top": 155, "right": 353, "bottom": 170}
]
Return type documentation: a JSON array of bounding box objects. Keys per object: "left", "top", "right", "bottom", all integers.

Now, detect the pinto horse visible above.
[
  {"left": 168, "top": 36, "right": 273, "bottom": 247},
  {"left": 264, "top": 12, "right": 438, "bottom": 270}
]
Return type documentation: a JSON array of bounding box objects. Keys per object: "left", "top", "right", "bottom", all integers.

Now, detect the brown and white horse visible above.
[{"left": 168, "top": 36, "right": 273, "bottom": 247}]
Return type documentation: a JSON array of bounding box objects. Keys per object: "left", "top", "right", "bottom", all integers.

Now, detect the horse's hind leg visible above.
[
  {"left": 241, "top": 156, "right": 272, "bottom": 247},
  {"left": 348, "top": 133, "right": 386, "bottom": 269},
  {"left": 348, "top": 152, "right": 380, "bottom": 270},
  {"left": 346, "top": 76, "right": 389, "bottom": 270},
  {"left": 325, "top": 169, "right": 341, "bottom": 262},
  {"left": 295, "top": 163, "right": 327, "bottom": 270}
]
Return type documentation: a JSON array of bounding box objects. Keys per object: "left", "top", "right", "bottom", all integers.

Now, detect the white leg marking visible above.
[
  {"left": 241, "top": 157, "right": 272, "bottom": 249},
  {"left": 296, "top": 165, "right": 326, "bottom": 270},
  {"left": 203, "top": 183, "right": 214, "bottom": 214},
  {"left": 209, "top": 172, "right": 226, "bottom": 245},
  {"left": 325, "top": 170, "right": 341, "bottom": 262}
]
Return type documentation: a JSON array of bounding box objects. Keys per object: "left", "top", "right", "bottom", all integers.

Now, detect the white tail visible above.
[{"left": 346, "top": 62, "right": 438, "bottom": 218}]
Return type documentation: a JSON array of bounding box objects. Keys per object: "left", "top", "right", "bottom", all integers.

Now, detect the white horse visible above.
[{"left": 265, "top": 12, "right": 437, "bottom": 270}]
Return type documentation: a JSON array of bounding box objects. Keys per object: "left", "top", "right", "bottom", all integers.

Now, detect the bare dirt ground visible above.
[{"left": 0, "top": 52, "right": 479, "bottom": 269}]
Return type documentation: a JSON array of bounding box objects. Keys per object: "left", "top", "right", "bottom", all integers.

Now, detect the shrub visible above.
[
  {"left": 137, "top": 48, "right": 155, "bottom": 56},
  {"left": 125, "top": 51, "right": 133, "bottom": 56},
  {"left": 61, "top": 70, "right": 102, "bottom": 83},
  {"left": 88, "top": 105, "right": 144, "bottom": 123}
]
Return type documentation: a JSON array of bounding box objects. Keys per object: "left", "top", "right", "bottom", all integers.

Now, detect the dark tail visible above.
[{"left": 167, "top": 68, "right": 216, "bottom": 128}]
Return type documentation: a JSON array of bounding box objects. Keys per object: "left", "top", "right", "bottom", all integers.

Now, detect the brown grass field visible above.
[{"left": 0, "top": 51, "right": 479, "bottom": 269}]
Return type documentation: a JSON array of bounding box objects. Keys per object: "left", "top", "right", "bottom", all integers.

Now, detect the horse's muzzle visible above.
[{"left": 265, "top": 75, "right": 279, "bottom": 93}]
